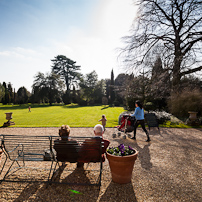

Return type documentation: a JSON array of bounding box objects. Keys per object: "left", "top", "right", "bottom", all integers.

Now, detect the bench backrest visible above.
[
  {"left": 54, "top": 136, "right": 103, "bottom": 163},
  {"left": 0, "top": 135, "right": 103, "bottom": 163},
  {"left": 1, "top": 135, "right": 55, "bottom": 161}
]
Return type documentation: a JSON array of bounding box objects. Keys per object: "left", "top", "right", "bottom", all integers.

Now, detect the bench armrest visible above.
[{"left": 3, "top": 143, "right": 23, "bottom": 160}]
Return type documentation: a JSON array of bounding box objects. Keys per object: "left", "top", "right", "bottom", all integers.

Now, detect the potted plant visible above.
[
  {"left": 106, "top": 144, "right": 138, "bottom": 184},
  {"left": 188, "top": 111, "right": 198, "bottom": 121}
]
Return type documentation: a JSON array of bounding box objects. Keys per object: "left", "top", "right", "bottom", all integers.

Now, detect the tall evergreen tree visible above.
[
  {"left": 110, "top": 69, "right": 115, "bottom": 104},
  {"left": 0, "top": 83, "right": 5, "bottom": 103},
  {"left": 51, "top": 55, "right": 81, "bottom": 104},
  {"left": 2, "top": 82, "right": 10, "bottom": 104},
  {"left": 150, "top": 56, "right": 171, "bottom": 100},
  {"left": 7, "top": 83, "right": 14, "bottom": 103},
  {"left": 17, "top": 87, "right": 29, "bottom": 104},
  {"left": 13, "top": 88, "right": 16, "bottom": 104}
]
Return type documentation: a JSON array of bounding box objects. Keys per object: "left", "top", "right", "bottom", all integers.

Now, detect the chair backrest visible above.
[
  {"left": 78, "top": 137, "right": 103, "bottom": 163},
  {"left": 145, "top": 113, "right": 159, "bottom": 127},
  {"left": 54, "top": 139, "right": 80, "bottom": 162}
]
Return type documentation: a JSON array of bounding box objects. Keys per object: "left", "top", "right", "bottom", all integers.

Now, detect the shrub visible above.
[
  {"left": 144, "top": 102, "right": 154, "bottom": 111},
  {"left": 168, "top": 89, "right": 202, "bottom": 118},
  {"left": 78, "top": 100, "right": 87, "bottom": 106},
  {"left": 113, "top": 100, "right": 120, "bottom": 106},
  {"left": 148, "top": 111, "right": 171, "bottom": 124},
  {"left": 126, "top": 98, "right": 137, "bottom": 111}
]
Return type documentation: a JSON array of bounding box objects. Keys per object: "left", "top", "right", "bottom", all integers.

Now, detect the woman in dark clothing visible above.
[{"left": 131, "top": 101, "right": 151, "bottom": 142}]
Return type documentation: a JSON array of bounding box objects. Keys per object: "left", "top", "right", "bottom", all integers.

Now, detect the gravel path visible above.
[{"left": 0, "top": 127, "right": 202, "bottom": 202}]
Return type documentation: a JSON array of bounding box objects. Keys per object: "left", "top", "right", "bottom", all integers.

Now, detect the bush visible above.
[
  {"left": 113, "top": 100, "right": 120, "bottom": 106},
  {"left": 144, "top": 102, "right": 154, "bottom": 111},
  {"left": 169, "top": 89, "right": 202, "bottom": 118},
  {"left": 126, "top": 98, "right": 136, "bottom": 111},
  {"left": 148, "top": 111, "right": 171, "bottom": 124},
  {"left": 78, "top": 99, "right": 87, "bottom": 106}
]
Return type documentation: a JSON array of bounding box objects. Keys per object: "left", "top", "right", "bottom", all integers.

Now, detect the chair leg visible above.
[
  {"left": 49, "top": 161, "right": 59, "bottom": 184},
  {"left": 0, "top": 156, "right": 8, "bottom": 176},
  {"left": 48, "top": 160, "right": 56, "bottom": 183},
  {"left": 98, "top": 161, "right": 103, "bottom": 187},
  {"left": 1, "top": 160, "right": 16, "bottom": 182}
]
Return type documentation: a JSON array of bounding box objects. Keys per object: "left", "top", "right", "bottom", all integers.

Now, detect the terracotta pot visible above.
[{"left": 106, "top": 151, "right": 138, "bottom": 184}]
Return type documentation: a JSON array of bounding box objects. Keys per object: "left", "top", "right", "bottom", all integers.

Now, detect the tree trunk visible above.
[
  {"left": 172, "top": 34, "right": 183, "bottom": 92},
  {"left": 172, "top": 62, "right": 181, "bottom": 92}
]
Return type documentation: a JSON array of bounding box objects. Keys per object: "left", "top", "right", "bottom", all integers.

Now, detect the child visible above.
[{"left": 98, "top": 114, "right": 107, "bottom": 131}]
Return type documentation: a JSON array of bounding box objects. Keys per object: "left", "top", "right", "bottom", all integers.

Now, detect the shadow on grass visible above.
[
  {"left": 62, "top": 104, "right": 84, "bottom": 109},
  {"left": 62, "top": 104, "right": 110, "bottom": 109},
  {"left": 101, "top": 106, "right": 109, "bottom": 110},
  {"left": 0, "top": 126, "right": 7, "bottom": 128},
  {"left": 0, "top": 104, "right": 53, "bottom": 110}
]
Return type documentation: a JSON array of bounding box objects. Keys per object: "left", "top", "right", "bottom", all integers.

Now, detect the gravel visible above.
[{"left": 0, "top": 127, "right": 202, "bottom": 202}]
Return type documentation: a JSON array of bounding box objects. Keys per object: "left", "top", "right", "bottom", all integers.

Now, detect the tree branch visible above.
[{"left": 180, "top": 66, "right": 202, "bottom": 76}]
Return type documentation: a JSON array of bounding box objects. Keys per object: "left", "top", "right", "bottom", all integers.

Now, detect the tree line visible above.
[
  {"left": 0, "top": 55, "right": 119, "bottom": 106},
  {"left": 1, "top": 54, "right": 201, "bottom": 118},
  {"left": 0, "top": 82, "right": 30, "bottom": 105}
]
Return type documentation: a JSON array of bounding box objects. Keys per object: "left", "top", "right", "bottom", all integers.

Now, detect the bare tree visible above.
[{"left": 123, "top": 0, "right": 202, "bottom": 91}]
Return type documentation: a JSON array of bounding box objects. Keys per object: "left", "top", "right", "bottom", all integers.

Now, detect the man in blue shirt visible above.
[{"left": 131, "top": 101, "right": 151, "bottom": 142}]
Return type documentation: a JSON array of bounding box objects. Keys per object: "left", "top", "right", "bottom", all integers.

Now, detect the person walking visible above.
[{"left": 130, "top": 100, "right": 151, "bottom": 142}]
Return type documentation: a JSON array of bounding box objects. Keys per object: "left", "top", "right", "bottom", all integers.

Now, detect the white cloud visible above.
[{"left": 0, "top": 0, "right": 137, "bottom": 92}]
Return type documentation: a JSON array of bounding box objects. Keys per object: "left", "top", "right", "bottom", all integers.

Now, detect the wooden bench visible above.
[
  {"left": 51, "top": 136, "right": 103, "bottom": 186},
  {"left": 0, "top": 135, "right": 104, "bottom": 187}
]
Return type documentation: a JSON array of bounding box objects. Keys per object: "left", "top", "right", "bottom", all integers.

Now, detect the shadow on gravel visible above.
[
  {"left": 134, "top": 142, "right": 153, "bottom": 170},
  {"left": 99, "top": 181, "right": 137, "bottom": 202}
]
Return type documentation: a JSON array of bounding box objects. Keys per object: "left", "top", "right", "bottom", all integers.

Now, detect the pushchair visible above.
[{"left": 118, "top": 114, "right": 135, "bottom": 133}]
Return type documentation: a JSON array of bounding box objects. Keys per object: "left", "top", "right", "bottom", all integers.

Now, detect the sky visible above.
[{"left": 0, "top": 0, "right": 137, "bottom": 92}]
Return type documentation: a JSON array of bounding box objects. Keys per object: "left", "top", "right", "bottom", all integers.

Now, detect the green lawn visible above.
[{"left": 0, "top": 104, "right": 125, "bottom": 127}]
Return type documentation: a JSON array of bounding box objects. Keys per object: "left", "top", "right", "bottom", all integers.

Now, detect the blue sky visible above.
[{"left": 0, "top": 0, "right": 136, "bottom": 92}]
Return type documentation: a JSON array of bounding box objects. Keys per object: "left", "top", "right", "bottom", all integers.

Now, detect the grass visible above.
[
  {"left": 160, "top": 121, "right": 191, "bottom": 128},
  {"left": 160, "top": 120, "right": 202, "bottom": 128},
  {"left": 0, "top": 104, "right": 125, "bottom": 127},
  {"left": 0, "top": 103, "right": 201, "bottom": 128}
]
